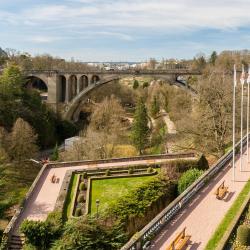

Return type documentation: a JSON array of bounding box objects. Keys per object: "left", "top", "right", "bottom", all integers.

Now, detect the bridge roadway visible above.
[
  {"left": 12, "top": 155, "right": 195, "bottom": 235},
  {"left": 151, "top": 151, "right": 250, "bottom": 250},
  {"left": 26, "top": 69, "right": 201, "bottom": 76}
]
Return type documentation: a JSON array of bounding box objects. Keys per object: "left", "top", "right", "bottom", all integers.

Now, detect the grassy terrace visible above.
[
  {"left": 205, "top": 180, "right": 250, "bottom": 250},
  {"left": 90, "top": 175, "right": 156, "bottom": 215}
]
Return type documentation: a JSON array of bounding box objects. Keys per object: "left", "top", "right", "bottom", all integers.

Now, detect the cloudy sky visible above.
[{"left": 0, "top": 0, "right": 250, "bottom": 61}]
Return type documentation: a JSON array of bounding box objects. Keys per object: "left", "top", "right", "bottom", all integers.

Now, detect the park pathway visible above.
[{"left": 151, "top": 151, "right": 250, "bottom": 250}]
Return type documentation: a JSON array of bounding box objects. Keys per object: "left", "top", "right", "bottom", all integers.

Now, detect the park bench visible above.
[
  {"left": 214, "top": 181, "right": 228, "bottom": 200},
  {"left": 166, "top": 227, "right": 191, "bottom": 250},
  {"left": 50, "top": 174, "right": 56, "bottom": 183}
]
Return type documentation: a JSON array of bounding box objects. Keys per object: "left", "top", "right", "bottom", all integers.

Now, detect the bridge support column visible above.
[
  {"left": 65, "top": 76, "right": 70, "bottom": 103},
  {"left": 77, "top": 76, "right": 80, "bottom": 95},
  {"left": 47, "top": 74, "right": 59, "bottom": 112}
]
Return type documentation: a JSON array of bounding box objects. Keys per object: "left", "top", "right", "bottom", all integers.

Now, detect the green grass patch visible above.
[
  {"left": 62, "top": 173, "right": 78, "bottom": 220},
  {"left": 90, "top": 175, "right": 156, "bottom": 215},
  {"left": 205, "top": 180, "right": 250, "bottom": 250}
]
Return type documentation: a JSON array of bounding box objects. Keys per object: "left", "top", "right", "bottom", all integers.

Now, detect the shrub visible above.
[
  {"left": 82, "top": 172, "right": 88, "bottom": 179},
  {"left": 133, "top": 80, "right": 139, "bottom": 89},
  {"left": 142, "top": 82, "right": 149, "bottom": 88},
  {"left": 79, "top": 182, "right": 86, "bottom": 191},
  {"left": 105, "top": 169, "right": 111, "bottom": 176},
  {"left": 147, "top": 167, "right": 153, "bottom": 173},
  {"left": 178, "top": 168, "right": 204, "bottom": 194},
  {"left": 77, "top": 194, "right": 85, "bottom": 203},
  {"left": 46, "top": 211, "right": 63, "bottom": 238},
  {"left": 197, "top": 154, "right": 209, "bottom": 170},
  {"left": 20, "top": 220, "right": 50, "bottom": 249},
  {"left": 75, "top": 208, "right": 82, "bottom": 217},
  {"left": 128, "top": 168, "right": 134, "bottom": 174},
  {"left": 20, "top": 211, "right": 63, "bottom": 249},
  {"left": 237, "top": 225, "right": 250, "bottom": 246}
]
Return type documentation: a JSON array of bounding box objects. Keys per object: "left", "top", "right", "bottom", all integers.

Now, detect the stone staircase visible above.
[{"left": 8, "top": 234, "right": 25, "bottom": 250}]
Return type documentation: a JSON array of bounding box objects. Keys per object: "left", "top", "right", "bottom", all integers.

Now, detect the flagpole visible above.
[
  {"left": 240, "top": 65, "right": 245, "bottom": 172},
  {"left": 233, "top": 65, "right": 236, "bottom": 181},
  {"left": 247, "top": 66, "right": 250, "bottom": 163}
]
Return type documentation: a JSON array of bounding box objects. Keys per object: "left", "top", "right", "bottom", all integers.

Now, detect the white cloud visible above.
[{"left": 11, "top": 0, "right": 250, "bottom": 30}]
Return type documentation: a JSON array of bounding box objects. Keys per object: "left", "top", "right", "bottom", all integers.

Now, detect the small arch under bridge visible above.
[{"left": 24, "top": 69, "right": 201, "bottom": 121}]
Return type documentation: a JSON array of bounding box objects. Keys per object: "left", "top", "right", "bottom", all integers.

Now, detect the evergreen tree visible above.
[
  {"left": 51, "top": 143, "right": 59, "bottom": 161},
  {"left": 209, "top": 51, "right": 217, "bottom": 65},
  {"left": 131, "top": 98, "right": 150, "bottom": 154},
  {"left": 150, "top": 96, "right": 160, "bottom": 118},
  {"left": 9, "top": 118, "right": 38, "bottom": 161},
  {"left": 133, "top": 79, "right": 139, "bottom": 89}
]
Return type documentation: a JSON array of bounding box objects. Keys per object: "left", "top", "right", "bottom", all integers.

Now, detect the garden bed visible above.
[{"left": 68, "top": 167, "right": 158, "bottom": 217}]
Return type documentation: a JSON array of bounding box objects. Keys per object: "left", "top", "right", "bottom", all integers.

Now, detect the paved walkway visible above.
[
  {"left": 13, "top": 158, "right": 190, "bottom": 234},
  {"left": 151, "top": 150, "right": 250, "bottom": 250}
]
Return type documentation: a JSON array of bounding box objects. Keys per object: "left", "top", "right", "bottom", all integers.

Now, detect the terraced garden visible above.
[{"left": 64, "top": 166, "right": 159, "bottom": 218}]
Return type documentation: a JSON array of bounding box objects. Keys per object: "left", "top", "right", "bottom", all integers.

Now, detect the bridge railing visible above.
[
  {"left": 24, "top": 69, "right": 201, "bottom": 75},
  {"left": 121, "top": 136, "right": 247, "bottom": 250}
]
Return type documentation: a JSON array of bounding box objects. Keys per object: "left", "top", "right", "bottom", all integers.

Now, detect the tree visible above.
[
  {"left": 0, "top": 64, "right": 24, "bottom": 95},
  {"left": 209, "top": 51, "right": 217, "bottom": 65},
  {"left": 131, "top": 98, "right": 150, "bottom": 154},
  {"left": 177, "top": 70, "right": 232, "bottom": 157},
  {"left": 9, "top": 118, "right": 38, "bottom": 161},
  {"left": 51, "top": 217, "right": 126, "bottom": 250},
  {"left": 150, "top": 96, "right": 160, "bottom": 118},
  {"left": 51, "top": 143, "right": 59, "bottom": 161},
  {"left": 133, "top": 79, "right": 139, "bottom": 89}
]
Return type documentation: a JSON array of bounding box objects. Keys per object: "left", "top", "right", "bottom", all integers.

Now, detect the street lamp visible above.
[{"left": 96, "top": 199, "right": 100, "bottom": 218}]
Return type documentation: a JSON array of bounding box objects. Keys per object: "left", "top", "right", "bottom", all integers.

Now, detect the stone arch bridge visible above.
[{"left": 25, "top": 69, "right": 201, "bottom": 121}]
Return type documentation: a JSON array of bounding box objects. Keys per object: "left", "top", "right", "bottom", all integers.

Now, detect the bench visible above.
[
  {"left": 214, "top": 181, "right": 228, "bottom": 200},
  {"left": 50, "top": 174, "right": 56, "bottom": 183},
  {"left": 166, "top": 227, "right": 191, "bottom": 250}
]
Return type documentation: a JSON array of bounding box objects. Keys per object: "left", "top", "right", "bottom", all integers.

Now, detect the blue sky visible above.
[{"left": 1, "top": 0, "right": 250, "bottom": 61}]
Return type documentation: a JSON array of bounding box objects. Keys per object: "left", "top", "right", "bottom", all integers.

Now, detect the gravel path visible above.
[{"left": 151, "top": 151, "right": 250, "bottom": 250}]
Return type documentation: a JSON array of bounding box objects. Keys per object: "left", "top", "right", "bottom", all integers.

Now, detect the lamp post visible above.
[
  {"left": 240, "top": 65, "right": 245, "bottom": 172},
  {"left": 96, "top": 199, "right": 100, "bottom": 218},
  {"left": 232, "top": 64, "right": 237, "bottom": 181}
]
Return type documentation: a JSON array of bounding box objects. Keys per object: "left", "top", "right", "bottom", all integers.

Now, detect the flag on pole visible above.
[
  {"left": 234, "top": 64, "right": 237, "bottom": 87},
  {"left": 240, "top": 64, "right": 246, "bottom": 85},
  {"left": 247, "top": 66, "right": 250, "bottom": 84}
]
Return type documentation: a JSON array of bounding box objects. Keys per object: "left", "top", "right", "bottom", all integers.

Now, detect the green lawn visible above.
[
  {"left": 90, "top": 175, "right": 156, "bottom": 215},
  {"left": 63, "top": 173, "right": 78, "bottom": 220}
]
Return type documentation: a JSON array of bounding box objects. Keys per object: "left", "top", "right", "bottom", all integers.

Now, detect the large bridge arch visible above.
[{"left": 26, "top": 76, "right": 48, "bottom": 91}]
